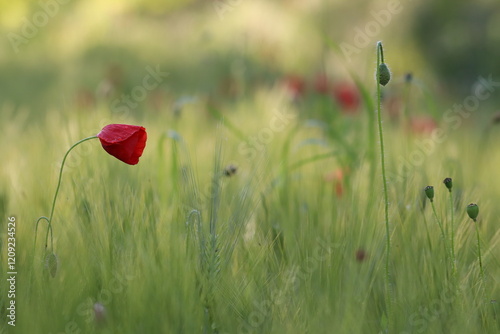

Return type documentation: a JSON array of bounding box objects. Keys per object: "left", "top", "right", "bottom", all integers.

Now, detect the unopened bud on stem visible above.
[
  {"left": 424, "top": 186, "right": 434, "bottom": 202},
  {"left": 443, "top": 178, "right": 453, "bottom": 192},
  {"left": 378, "top": 63, "right": 391, "bottom": 86},
  {"left": 467, "top": 203, "right": 479, "bottom": 221}
]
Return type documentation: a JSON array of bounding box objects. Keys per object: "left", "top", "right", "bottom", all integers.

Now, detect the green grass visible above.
[{"left": 1, "top": 74, "right": 500, "bottom": 334}]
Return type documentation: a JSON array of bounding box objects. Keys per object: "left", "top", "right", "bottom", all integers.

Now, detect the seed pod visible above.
[
  {"left": 223, "top": 164, "right": 237, "bottom": 177},
  {"left": 467, "top": 203, "right": 479, "bottom": 220},
  {"left": 424, "top": 186, "right": 434, "bottom": 202},
  {"left": 443, "top": 178, "right": 453, "bottom": 192},
  {"left": 378, "top": 63, "right": 391, "bottom": 86},
  {"left": 44, "top": 252, "right": 58, "bottom": 278}
]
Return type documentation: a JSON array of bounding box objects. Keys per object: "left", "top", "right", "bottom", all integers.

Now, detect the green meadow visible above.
[{"left": 1, "top": 1, "right": 500, "bottom": 333}]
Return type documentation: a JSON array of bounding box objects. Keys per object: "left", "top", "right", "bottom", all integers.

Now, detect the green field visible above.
[{"left": 1, "top": 1, "right": 500, "bottom": 333}]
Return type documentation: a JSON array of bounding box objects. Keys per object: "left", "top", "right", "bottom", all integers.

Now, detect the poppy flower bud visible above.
[
  {"left": 467, "top": 203, "right": 479, "bottom": 220},
  {"left": 424, "top": 186, "right": 434, "bottom": 202},
  {"left": 44, "top": 252, "right": 58, "bottom": 278},
  {"left": 378, "top": 63, "right": 391, "bottom": 86},
  {"left": 443, "top": 178, "right": 453, "bottom": 192}
]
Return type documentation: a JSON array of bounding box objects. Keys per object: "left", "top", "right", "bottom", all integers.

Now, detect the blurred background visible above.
[
  {"left": 1, "top": 0, "right": 500, "bottom": 120},
  {"left": 3, "top": 2, "right": 500, "bottom": 333}
]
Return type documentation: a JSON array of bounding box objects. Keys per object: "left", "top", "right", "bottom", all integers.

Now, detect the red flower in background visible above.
[
  {"left": 313, "top": 73, "right": 330, "bottom": 94},
  {"left": 355, "top": 248, "right": 368, "bottom": 262},
  {"left": 324, "top": 168, "right": 345, "bottom": 197},
  {"left": 332, "top": 83, "right": 360, "bottom": 113},
  {"left": 283, "top": 75, "right": 306, "bottom": 100},
  {"left": 409, "top": 116, "right": 437, "bottom": 135},
  {"left": 97, "top": 124, "right": 147, "bottom": 165},
  {"left": 384, "top": 95, "right": 403, "bottom": 120}
]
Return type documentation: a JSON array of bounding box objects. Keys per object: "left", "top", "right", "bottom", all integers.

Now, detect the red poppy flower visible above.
[
  {"left": 324, "top": 168, "right": 345, "bottom": 197},
  {"left": 409, "top": 116, "right": 437, "bottom": 135},
  {"left": 283, "top": 75, "right": 306, "bottom": 100},
  {"left": 332, "top": 83, "right": 360, "bottom": 113},
  {"left": 97, "top": 124, "right": 147, "bottom": 165},
  {"left": 313, "top": 73, "right": 330, "bottom": 94}
]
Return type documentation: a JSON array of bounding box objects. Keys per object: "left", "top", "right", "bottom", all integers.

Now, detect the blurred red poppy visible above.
[
  {"left": 97, "top": 124, "right": 147, "bottom": 165},
  {"left": 355, "top": 248, "right": 368, "bottom": 262},
  {"left": 324, "top": 168, "right": 345, "bottom": 197},
  {"left": 283, "top": 75, "right": 306, "bottom": 100},
  {"left": 410, "top": 116, "right": 437, "bottom": 135},
  {"left": 313, "top": 73, "right": 330, "bottom": 94},
  {"left": 332, "top": 83, "right": 360, "bottom": 113}
]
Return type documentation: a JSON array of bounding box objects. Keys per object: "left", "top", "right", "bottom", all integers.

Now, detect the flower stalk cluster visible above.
[{"left": 423, "top": 179, "right": 484, "bottom": 285}]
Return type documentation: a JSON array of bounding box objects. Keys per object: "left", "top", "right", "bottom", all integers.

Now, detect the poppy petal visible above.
[{"left": 97, "top": 124, "right": 147, "bottom": 165}]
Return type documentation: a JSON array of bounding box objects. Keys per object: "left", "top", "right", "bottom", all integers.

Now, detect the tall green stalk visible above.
[
  {"left": 425, "top": 185, "right": 453, "bottom": 279},
  {"left": 466, "top": 203, "right": 483, "bottom": 283},
  {"left": 474, "top": 219, "right": 484, "bottom": 282},
  {"left": 430, "top": 201, "right": 449, "bottom": 259},
  {"left": 443, "top": 178, "right": 456, "bottom": 282},
  {"left": 449, "top": 193, "right": 455, "bottom": 273},
  {"left": 376, "top": 41, "right": 392, "bottom": 329}
]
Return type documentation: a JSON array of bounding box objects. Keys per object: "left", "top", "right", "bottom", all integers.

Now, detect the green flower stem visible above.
[
  {"left": 430, "top": 201, "right": 449, "bottom": 267},
  {"left": 34, "top": 216, "right": 50, "bottom": 254},
  {"left": 379, "top": 42, "right": 385, "bottom": 63},
  {"left": 473, "top": 218, "right": 484, "bottom": 282},
  {"left": 376, "top": 41, "right": 392, "bottom": 329},
  {"left": 448, "top": 191, "right": 456, "bottom": 280},
  {"left": 41, "top": 136, "right": 98, "bottom": 251}
]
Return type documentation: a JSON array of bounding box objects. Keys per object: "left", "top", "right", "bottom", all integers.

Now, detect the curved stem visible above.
[
  {"left": 376, "top": 41, "right": 392, "bottom": 329},
  {"left": 43, "top": 136, "right": 98, "bottom": 250},
  {"left": 34, "top": 216, "right": 50, "bottom": 253},
  {"left": 379, "top": 42, "right": 385, "bottom": 63}
]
